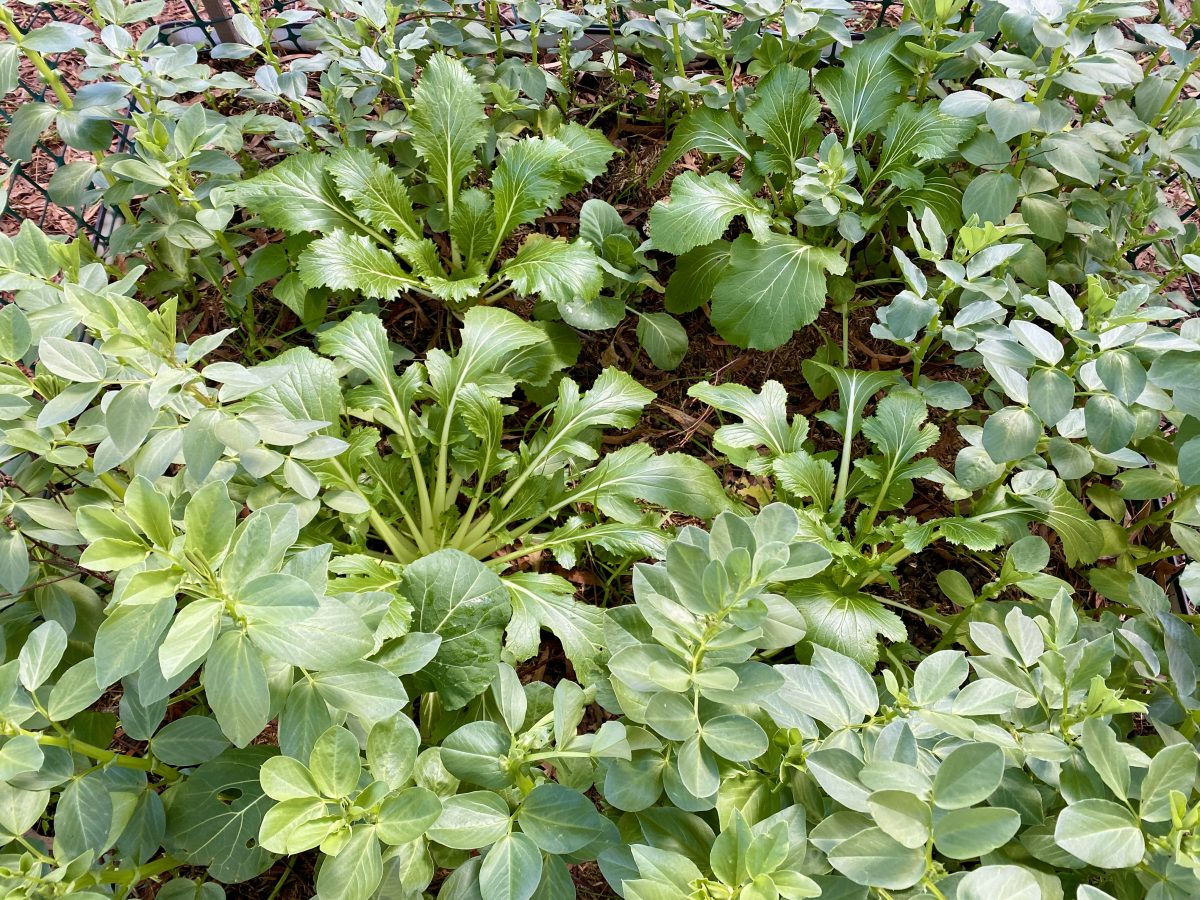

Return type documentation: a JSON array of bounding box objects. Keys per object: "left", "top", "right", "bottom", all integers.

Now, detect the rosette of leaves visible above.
[
  {"left": 0, "top": 7, "right": 132, "bottom": 164},
  {"left": 1, "top": 264, "right": 730, "bottom": 698},
  {"left": 0, "top": 227, "right": 732, "bottom": 894},
  {"left": 226, "top": 53, "right": 618, "bottom": 316},
  {"left": 301, "top": 309, "right": 729, "bottom": 675},
  {"left": 0, "top": 3, "right": 265, "bottom": 300},
  {"left": 647, "top": 35, "right": 976, "bottom": 349},
  {"left": 600, "top": 587, "right": 1200, "bottom": 898},
  {"left": 616, "top": 807, "right": 819, "bottom": 900},
  {"left": 600, "top": 504, "right": 832, "bottom": 817},
  {"left": 927, "top": 0, "right": 1194, "bottom": 287}
]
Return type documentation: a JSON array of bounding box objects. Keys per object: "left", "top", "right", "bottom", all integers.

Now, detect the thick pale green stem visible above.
[
  {"left": 330, "top": 460, "right": 420, "bottom": 560},
  {"left": 32, "top": 732, "right": 181, "bottom": 781},
  {"left": 377, "top": 392, "right": 435, "bottom": 532},
  {"left": 664, "top": 0, "right": 688, "bottom": 80},
  {"left": 857, "top": 468, "right": 895, "bottom": 544}
]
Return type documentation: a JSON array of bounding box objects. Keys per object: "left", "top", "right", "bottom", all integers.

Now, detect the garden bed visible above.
[{"left": 3, "top": 1, "right": 1200, "bottom": 899}]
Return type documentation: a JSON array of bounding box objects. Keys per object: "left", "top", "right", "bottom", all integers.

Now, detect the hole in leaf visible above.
[{"left": 217, "top": 788, "right": 243, "bottom": 805}]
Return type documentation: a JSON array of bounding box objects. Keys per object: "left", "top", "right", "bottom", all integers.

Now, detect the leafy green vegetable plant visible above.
[
  {"left": 227, "top": 53, "right": 618, "bottom": 317},
  {"left": 646, "top": 39, "right": 976, "bottom": 349},
  {"left": 880, "top": 211, "right": 1200, "bottom": 577},
  {"left": 617, "top": 0, "right": 854, "bottom": 108},
  {"left": 254, "top": 662, "right": 630, "bottom": 900},
  {"left": 685, "top": 370, "right": 1103, "bottom": 665}
]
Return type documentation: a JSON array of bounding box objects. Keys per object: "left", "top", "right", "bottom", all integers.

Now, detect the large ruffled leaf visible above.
[
  {"left": 744, "top": 65, "right": 820, "bottom": 174},
  {"left": 710, "top": 233, "right": 847, "bottom": 350},
  {"left": 450, "top": 188, "right": 496, "bottom": 266},
  {"left": 517, "top": 369, "right": 655, "bottom": 480},
  {"left": 870, "top": 103, "right": 976, "bottom": 189},
  {"left": 814, "top": 32, "right": 904, "bottom": 144},
  {"left": 570, "top": 444, "right": 732, "bottom": 522},
  {"left": 491, "top": 137, "right": 573, "bottom": 241},
  {"left": 504, "top": 573, "right": 605, "bottom": 682},
  {"left": 410, "top": 53, "right": 486, "bottom": 203},
  {"left": 227, "top": 154, "right": 358, "bottom": 235},
  {"left": 789, "top": 583, "right": 907, "bottom": 667},
  {"left": 502, "top": 234, "right": 603, "bottom": 306},
  {"left": 298, "top": 230, "right": 418, "bottom": 300},
  {"left": 688, "top": 379, "right": 808, "bottom": 468},
  {"left": 649, "top": 106, "right": 752, "bottom": 183},
  {"left": 317, "top": 311, "right": 400, "bottom": 388},
  {"left": 402, "top": 550, "right": 511, "bottom": 709},
  {"left": 860, "top": 391, "right": 941, "bottom": 485},
  {"left": 327, "top": 147, "right": 422, "bottom": 241},
  {"left": 648, "top": 172, "right": 771, "bottom": 255},
  {"left": 664, "top": 241, "right": 732, "bottom": 314},
  {"left": 425, "top": 305, "right": 551, "bottom": 405},
  {"left": 554, "top": 122, "right": 618, "bottom": 192}
]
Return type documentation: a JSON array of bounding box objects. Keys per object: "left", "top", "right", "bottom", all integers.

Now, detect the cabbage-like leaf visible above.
[
  {"left": 402, "top": 550, "right": 511, "bottom": 709},
  {"left": 711, "top": 233, "right": 847, "bottom": 350},
  {"left": 410, "top": 53, "right": 486, "bottom": 203},
  {"left": 648, "top": 172, "right": 771, "bottom": 255},
  {"left": 790, "top": 583, "right": 907, "bottom": 667},
  {"left": 814, "top": 32, "right": 904, "bottom": 144},
  {"left": 298, "top": 230, "right": 419, "bottom": 300}
]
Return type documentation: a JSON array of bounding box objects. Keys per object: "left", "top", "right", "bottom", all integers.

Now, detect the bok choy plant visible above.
[
  {"left": 227, "top": 53, "right": 618, "bottom": 316},
  {"left": 646, "top": 36, "right": 976, "bottom": 349}
]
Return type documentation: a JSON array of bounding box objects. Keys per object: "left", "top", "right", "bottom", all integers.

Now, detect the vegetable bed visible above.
[{"left": 2, "top": 1, "right": 1200, "bottom": 898}]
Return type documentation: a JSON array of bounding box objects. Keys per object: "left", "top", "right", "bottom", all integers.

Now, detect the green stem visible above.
[
  {"left": 857, "top": 468, "right": 895, "bottom": 544},
  {"left": 98, "top": 471, "right": 127, "bottom": 500},
  {"left": 0, "top": 10, "right": 73, "bottom": 108},
  {"left": 265, "top": 858, "right": 295, "bottom": 900},
  {"left": 833, "top": 409, "right": 857, "bottom": 508},
  {"left": 664, "top": 0, "right": 688, "bottom": 80},
  {"left": 376, "top": 397, "right": 435, "bottom": 533},
  {"left": 873, "top": 595, "right": 950, "bottom": 629},
  {"left": 489, "top": 1, "right": 505, "bottom": 61},
  {"left": 1012, "top": 0, "right": 1091, "bottom": 178},
  {"left": 1125, "top": 51, "right": 1200, "bottom": 160},
  {"left": 32, "top": 732, "right": 182, "bottom": 782},
  {"left": 15, "top": 835, "right": 52, "bottom": 863},
  {"left": 330, "top": 459, "right": 419, "bottom": 560},
  {"left": 95, "top": 855, "right": 185, "bottom": 887},
  {"left": 910, "top": 331, "right": 940, "bottom": 388}
]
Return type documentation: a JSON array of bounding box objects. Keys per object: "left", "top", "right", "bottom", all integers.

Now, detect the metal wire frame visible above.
[{"left": 0, "top": 4, "right": 111, "bottom": 246}]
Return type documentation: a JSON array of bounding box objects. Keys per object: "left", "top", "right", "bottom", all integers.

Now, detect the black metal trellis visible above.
[
  {"left": 0, "top": 0, "right": 301, "bottom": 247},
  {"left": 1, "top": 4, "right": 108, "bottom": 246}
]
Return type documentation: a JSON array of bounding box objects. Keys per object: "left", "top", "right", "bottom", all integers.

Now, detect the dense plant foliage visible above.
[{"left": 2, "top": 0, "right": 1200, "bottom": 898}]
